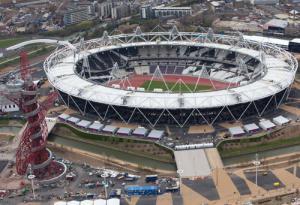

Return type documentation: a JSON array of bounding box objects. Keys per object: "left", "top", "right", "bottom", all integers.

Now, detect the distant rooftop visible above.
[
  {"left": 153, "top": 5, "right": 191, "bottom": 10},
  {"left": 265, "top": 19, "right": 288, "bottom": 29}
]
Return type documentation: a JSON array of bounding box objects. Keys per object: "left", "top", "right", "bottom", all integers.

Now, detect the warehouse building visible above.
[
  {"left": 152, "top": 6, "right": 192, "bottom": 18},
  {"left": 0, "top": 96, "right": 19, "bottom": 113}
]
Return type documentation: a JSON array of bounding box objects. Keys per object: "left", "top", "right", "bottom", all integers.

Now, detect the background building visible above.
[
  {"left": 251, "top": 0, "right": 279, "bottom": 5},
  {"left": 141, "top": 5, "right": 153, "bottom": 19},
  {"left": 0, "top": 96, "right": 19, "bottom": 113},
  {"left": 264, "top": 19, "right": 288, "bottom": 35},
  {"left": 63, "top": 7, "right": 92, "bottom": 25},
  {"left": 141, "top": 5, "right": 192, "bottom": 19},
  {"left": 97, "top": 1, "right": 113, "bottom": 19}
]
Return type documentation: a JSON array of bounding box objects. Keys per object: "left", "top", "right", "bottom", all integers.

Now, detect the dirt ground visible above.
[
  {"left": 219, "top": 121, "right": 243, "bottom": 129},
  {"left": 188, "top": 124, "right": 215, "bottom": 134},
  {"left": 280, "top": 104, "right": 300, "bottom": 116},
  {"left": 110, "top": 121, "right": 139, "bottom": 129},
  {"left": 48, "top": 142, "right": 175, "bottom": 175}
]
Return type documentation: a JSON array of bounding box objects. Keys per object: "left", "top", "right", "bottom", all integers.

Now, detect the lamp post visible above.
[
  {"left": 177, "top": 169, "right": 184, "bottom": 195},
  {"left": 27, "top": 164, "right": 36, "bottom": 200},
  {"left": 252, "top": 153, "right": 261, "bottom": 189}
]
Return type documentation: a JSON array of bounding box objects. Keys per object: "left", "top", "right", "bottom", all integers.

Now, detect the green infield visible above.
[
  {"left": 141, "top": 80, "right": 211, "bottom": 92},
  {"left": 0, "top": 38, "right": 27, "bottom": 48}
]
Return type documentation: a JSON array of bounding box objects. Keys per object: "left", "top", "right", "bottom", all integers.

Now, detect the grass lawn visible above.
[
  {"left": 0, "top": 38, "right": 27, "bottom": 48},
  {"left": 141, "top": 80, "right": 211, "bottom": 92},
  {"left": 0, "top": 46, "right": 54, "bottom": 69},
  {"left": 218, "top": 135, "right": 300, "bottom": 158},
  {"left": 0, "top": 118, "right": 26, "bottom": 126},
  {"left": 51, "top": 123, "right": 174, "bottom": 163}
]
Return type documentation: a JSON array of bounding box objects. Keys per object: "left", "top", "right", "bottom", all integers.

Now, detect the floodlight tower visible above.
[{"left": 1, "top": 51, "right": 66, "bottom": 181}]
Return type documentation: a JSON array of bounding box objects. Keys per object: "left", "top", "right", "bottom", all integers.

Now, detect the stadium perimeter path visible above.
[
  {"left": 126, "top": 196, "right": 139, "bottom": 205},
  {"left": 280, "top": 104, "right": 300, "bottom": 116},
  {"left": 205, "top": 148, "right": 223, "bottom": 169},
  {"left": 234, "top": 170, "right": 265, "bottom": 195},
  {"left": 181, "top": 183, "right": 210, "bottom": 205},
  {"left": 211, "top": 168, "right": 240, "bottom": 201},
  {"left": 205, "top": 148, "right": 240, "bottom": 201},
  {"left": 156, "top": 193, "right": 172, "bottom": 205},
  {"left": 272, "top": 168, "right": 300, "bottom": 188}
]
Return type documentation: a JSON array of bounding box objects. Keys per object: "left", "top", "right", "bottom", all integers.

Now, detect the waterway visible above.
[
  {"left": 222, "top": 144, "right": 300, "bottom": 166},
  {"left": 48, "top": 134, "right": 177, "bottom": 171},
  {"left": 0, "top": 126, "right": 21, "bottom": 135},
  {"left": 48, "top": 133, "right": 300, "bottom": 169}
]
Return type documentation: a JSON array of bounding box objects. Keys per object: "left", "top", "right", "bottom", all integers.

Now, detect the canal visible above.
[
  {"left": 48, "top": 134, "right": 177, "bottom": 171},
  {"left": 222, "top": 144, "right": 300, "bottom": 166},
  {"left": 0, "top": 126, "right": 21, "bottom": 135}
]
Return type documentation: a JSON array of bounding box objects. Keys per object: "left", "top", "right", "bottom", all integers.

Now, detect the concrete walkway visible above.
[
  {"left": 205, "top": 148, "right": 224, "bottom": 169},
  {"left": 156, "top": 193, "right": 172, "bottom": 205},
  {"left": 234, "top": 170, "right": 265, "bottom": 195},
  {"left": 45, "top": 117, "right": 57, "bottom": 133},
  {"left": 211, "top": 168, "right": 239, "bottom": 200},
  {"left": 181, "top": 183, "right": 210, "bottom": 205},
  {"left": 174, "top": 149, "right": 211, "bottom": 177},
  {"left": 273, "top": 168, "right": 300, "bottom": 188}
]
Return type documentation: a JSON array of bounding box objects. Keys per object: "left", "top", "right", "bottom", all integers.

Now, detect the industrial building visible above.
[
  {"left": 0, "top": 96, "right": 19, "bottom": 113},
  {"left": 251, "top": 0, "right": 279, "bottom": 5},
  {"left": 140, "top": 5, "right": 192, "bottom": 19},
  {"left": 152, "top": 6, "right": 192, "bottom": 18},
  {"left": 264, "top": 19, "right": 288, "bottom": 35},
  {"left": 63, "top": 7, "right": 93, "bottom": 25},
  {"left": 140, "top": 5, "right": 153, "bottom": 19}
]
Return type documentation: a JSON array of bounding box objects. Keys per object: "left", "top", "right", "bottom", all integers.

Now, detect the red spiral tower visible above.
[{"left": 4, "top": 51, "right": 66, "bottom": 181}]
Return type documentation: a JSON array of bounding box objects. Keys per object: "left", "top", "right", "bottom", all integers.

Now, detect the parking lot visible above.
[
  {"left": 244, "top": 171, "right": 285, "bottom": 191},
  {"left": 0, "top": 157, "right": 180, "bottom": 205}
]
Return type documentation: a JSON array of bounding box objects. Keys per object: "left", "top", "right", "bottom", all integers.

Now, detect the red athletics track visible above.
[{"left": 108, "top": 74, "right": 238, "bottom": 90}]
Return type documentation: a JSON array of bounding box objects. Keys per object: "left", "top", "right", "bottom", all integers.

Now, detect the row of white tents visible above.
[
  {"left": 54, "top": 198, "right": 119, "bottom": 205},
  {"left": 58, "top": 114, "right": 164, "bottom": 140},
  {"left": 228, "top": 115, "right": 291, "bottom": 137}
]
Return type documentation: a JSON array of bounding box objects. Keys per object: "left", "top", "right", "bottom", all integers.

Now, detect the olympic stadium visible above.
[{"left": 44, "top": 26, "right": 298, "bottom": 127}]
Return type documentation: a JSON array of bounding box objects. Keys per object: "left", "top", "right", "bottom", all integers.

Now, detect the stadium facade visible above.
[{"left": 44, "top": 26, "right": 298, "bottom": 127}]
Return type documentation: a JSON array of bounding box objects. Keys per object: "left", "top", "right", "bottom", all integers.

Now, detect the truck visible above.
[{"left": 145, "top": 175, "right": 158, "bottom": 183}]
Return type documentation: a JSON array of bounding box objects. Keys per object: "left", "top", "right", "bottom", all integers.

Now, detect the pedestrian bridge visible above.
[
  {"left": 45, "top": 117, "right": 57, "bottom": 133},
  {"left": 174, "top": 148, "right": 223, "bottom": 178}
]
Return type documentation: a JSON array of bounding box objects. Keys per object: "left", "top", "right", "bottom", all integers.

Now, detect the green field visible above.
[
  {"left": 141, "top": 80, "right": 211, "bottom": 92},
  {"left": 0, "top": 38, "right": 27, "bottom": 48}
]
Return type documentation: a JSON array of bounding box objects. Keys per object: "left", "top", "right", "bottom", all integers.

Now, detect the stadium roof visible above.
[
  {"left": 45, "top": 32, "right": 297, "bottom": 110},
  {"left": 243, "top": 35, "right": 289, "bottom": 47},
  {"left": 291, "top": 38, "right": 300, "bottom": 43},
  {"left": 80, "top": 200, "right": 93, "bottom": 205},
  {"left": 66, "top": 201, "right": 80, "bottom": 205},
  {"left": 54, "top": 202, "right": 66, "bottom": 205}
]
